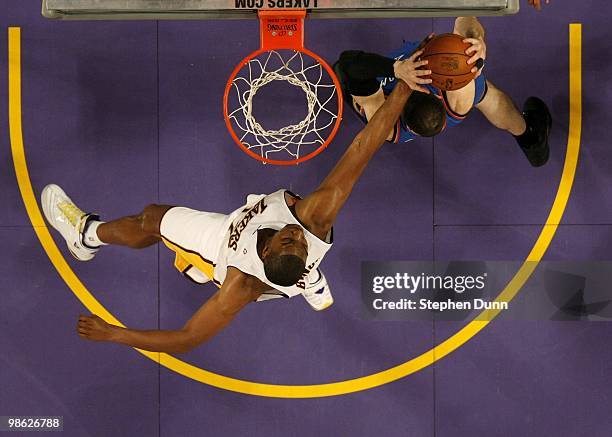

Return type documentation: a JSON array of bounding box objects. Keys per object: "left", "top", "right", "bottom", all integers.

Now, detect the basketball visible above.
[{"left": 420, "top": 33, "right": 476, "bottom": 91}]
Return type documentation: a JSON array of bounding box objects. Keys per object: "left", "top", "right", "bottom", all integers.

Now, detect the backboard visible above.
[{"left": 42, "top": 0, "right": 519, "bottom": 20}]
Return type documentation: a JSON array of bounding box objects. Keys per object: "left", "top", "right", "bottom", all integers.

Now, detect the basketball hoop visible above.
[{"left": 223, "top": 10, "right": 343, "bottom": 165}]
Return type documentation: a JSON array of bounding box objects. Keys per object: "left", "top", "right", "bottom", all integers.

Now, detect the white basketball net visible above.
[{"left": 226, "top": 50, "right": 340, "bottom": 162}]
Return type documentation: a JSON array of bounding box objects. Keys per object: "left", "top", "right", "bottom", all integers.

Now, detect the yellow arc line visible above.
[{"left": 8, "top": 25, "right": 581, "bottom": 398}]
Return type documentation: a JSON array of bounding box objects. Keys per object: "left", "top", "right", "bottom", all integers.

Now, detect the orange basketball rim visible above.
[{"left": 223, "top": 10, "right": 344, "bottom": 165}]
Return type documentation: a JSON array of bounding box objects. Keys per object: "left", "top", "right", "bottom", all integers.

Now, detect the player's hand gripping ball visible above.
[
  {"left": 463, "top": 36, "right": 486, "bottom": 78},
  {"left": 419, "top": 33, "right": 485, "bottom": 91},
  {"left": 393, "top": 49, "right": 433, "bottom": 94}
]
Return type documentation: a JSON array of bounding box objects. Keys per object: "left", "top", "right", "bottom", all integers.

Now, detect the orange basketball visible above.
[{"left": 420, "top": 33, "right": 476, "bottom": 91}]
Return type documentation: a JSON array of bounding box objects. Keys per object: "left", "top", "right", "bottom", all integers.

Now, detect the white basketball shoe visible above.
[
  {"left": 302, "top": 268, "right": 334, "bottom": 311},
  {"left": 41, "top": 184, "right": 100, "bottom": 261}
]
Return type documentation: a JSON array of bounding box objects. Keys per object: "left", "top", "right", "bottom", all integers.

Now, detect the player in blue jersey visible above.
[{"left": 334, "top": 16, "right": 551, "bottom": 167}]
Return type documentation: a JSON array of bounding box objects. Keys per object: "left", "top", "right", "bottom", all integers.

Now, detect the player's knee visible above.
[
  {"left": 336, "top": 50, "right": 367, "bottom": 77},
  {"left": 336, "top": 50, "right": 348, "bottom": 64},
  {"left": 338, "top": 50, "right": 362, "bottom": 62},
  {"left": 140, "top": 204, "right": 169, "bottom": 235}
]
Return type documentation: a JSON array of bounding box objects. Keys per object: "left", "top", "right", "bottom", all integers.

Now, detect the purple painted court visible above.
[{"left": 1, "top": 1, "right": 612, "bottom": 436}]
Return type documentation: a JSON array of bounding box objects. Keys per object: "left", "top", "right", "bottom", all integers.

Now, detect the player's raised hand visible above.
[
  {"left": 527, "top": 0, "right": 551, "bottom": 11},
  {"left": 77, "top": 314, "right": 115, "bottom": 341},
  {"left": 464, "top": 37, "right": 487, "bottom": 77},
  {"left": 393, "top": 50, "right": 432, "bottom": 94}
]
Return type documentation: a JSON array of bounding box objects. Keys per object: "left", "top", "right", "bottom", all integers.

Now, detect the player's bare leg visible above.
[
  {"left": 455, "top": 17, "right": 551, "bottom": 166},
  {"left": 475, "top": 81, "right": 526, "bottom": 135},
  {"left": 41, "top": 183, "right": 173, "bottom": 260},
  {"left": 477, "top": 81, "right": 552, "bottom": 167},
  {"left": 96, "top": 204, "right": 173, "bottom": 248}
]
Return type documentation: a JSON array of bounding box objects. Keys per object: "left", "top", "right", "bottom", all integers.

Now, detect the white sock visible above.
[{"left": 83, "top": 220, "right": 107, "bottom": 247}]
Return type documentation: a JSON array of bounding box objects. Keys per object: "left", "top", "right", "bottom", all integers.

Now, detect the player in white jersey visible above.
[
  {"left": 42, "top": 73, "right": 419, "bottom": 354},
  {"left": 158, "top": 189, "right": 333, "bottom": 302}
]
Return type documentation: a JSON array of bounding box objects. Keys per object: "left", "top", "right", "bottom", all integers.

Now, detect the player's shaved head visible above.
[
  {"left": 263, "top": 254, "right": 306, "bottom": 287},
  {"left": 402, "top": 91, "right": 445, "bottom": 137},
  {"left": 261, "top": 224, "right": 308, "bottom": 286}
]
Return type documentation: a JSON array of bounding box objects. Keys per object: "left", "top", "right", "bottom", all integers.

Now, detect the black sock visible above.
[{"left": 513, "top": 116, "right": 538, "bottom": 148}]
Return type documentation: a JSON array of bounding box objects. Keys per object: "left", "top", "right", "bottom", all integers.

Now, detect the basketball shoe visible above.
[
  {"left": 517, "top": 96, "right": 552, "bottom": 167},
  {"left": 302, "top": 268, "right": 334, "bottom": 311},
  {"left": 41, "top": 184, "right": 100, "bottom": 261}
]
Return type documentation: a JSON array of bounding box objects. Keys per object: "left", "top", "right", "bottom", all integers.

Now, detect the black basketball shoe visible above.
[{"left": 517, "top": 96, "right": 552, "bottom": 167}]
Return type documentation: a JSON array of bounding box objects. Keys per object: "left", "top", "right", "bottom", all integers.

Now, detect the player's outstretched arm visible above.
[
  {"left": 76, "top": 268, "right": 259, "bottom": 353},
  {"left": 295, "top": 81, "right": 412, "bottom": 238},
  {"left": 339, "top": 49, "right": 430, "bottom": 141}
]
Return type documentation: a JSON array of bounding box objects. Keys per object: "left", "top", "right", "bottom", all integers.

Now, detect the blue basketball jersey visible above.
[{"left": 354, "top": 40, "right": 488, "bottom": 143}]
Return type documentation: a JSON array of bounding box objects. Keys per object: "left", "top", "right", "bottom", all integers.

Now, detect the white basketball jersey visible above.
[{"left": 214, "top": 189, "right": 333, "bottom": 298}]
